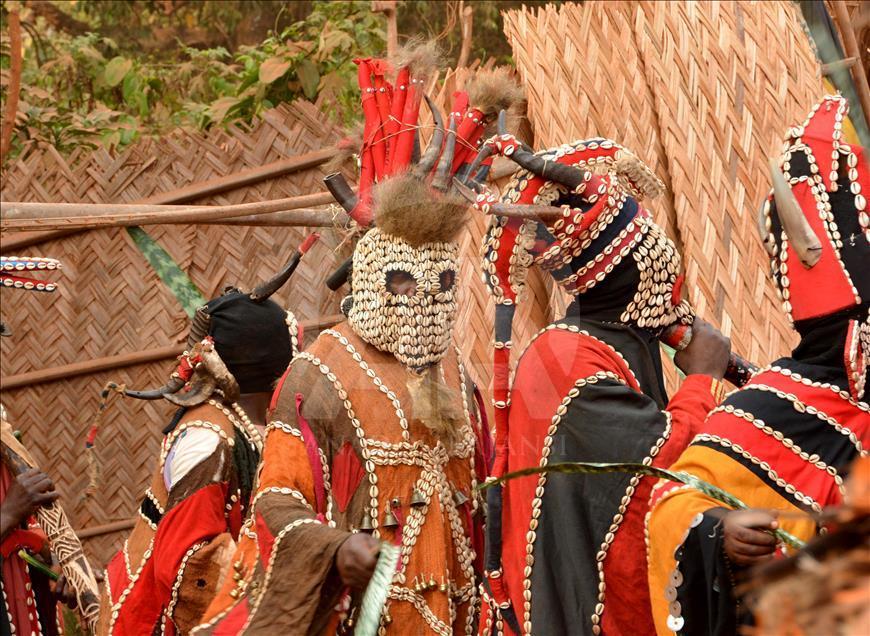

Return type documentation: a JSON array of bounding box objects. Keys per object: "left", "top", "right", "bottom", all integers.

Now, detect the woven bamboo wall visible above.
[
  {"left": 0, "top": 101, "right": 353, "bottom": 566},
  {"left": 503, "top": 0, "right": 825, "bottom": 373}
]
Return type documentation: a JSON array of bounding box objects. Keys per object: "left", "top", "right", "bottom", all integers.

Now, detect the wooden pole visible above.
[
  {"left": 166, "top": 208, "right": 350, "bottom": 227},
  {"left": 76, "top": 519, "right": 135, "bottom": 540},
  {"left": 0, "top": 192, "right": 337, "bottom": 231},
  {"left": 372, "top": 0, "right": 398, "bottom": 58},
  {"left": 833, "top": 1, "right": 870, "bottom": 131},
  {"left": 0, "top": 147, "right": 338, "bottom": 252},
  {"left": 0, "top": 4, "right": 23, "bottom": 164},
  {"left": 0, "top": 314, "right": 344, "bottom": 390},
  {"left": 457, "top": 1, "right": 474, "bottom": 70}
]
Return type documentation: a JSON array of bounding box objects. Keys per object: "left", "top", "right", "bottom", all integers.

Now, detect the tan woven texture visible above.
[
  {"left": 0, "top": 101, "right": 352, "bottom": 566},
  {"left": 504, "top": 1, "right": 825, "bottom": 386}
]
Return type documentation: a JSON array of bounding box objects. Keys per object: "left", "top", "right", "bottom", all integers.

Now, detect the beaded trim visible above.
[
  {"left": 264, "top": 420, "right": 304, "bottom": 440},
  {"left": 107, "top": 538, "right": 155, "bottom": 634},
  {"left": 242, "top": 518, "right": 322, "bottom": 631},
  {"left": 589, "top": 412, "right": 672, "bottom": 634},
  {"left": 159, "top": 420, "right": 234, "bottom": 468},
  {"left": 693, "top": 433, "right": 821, "bottom": 511},
  {"left": 164, "top": 540, "right": 208, "bottom": 628},
  {"left": 524, "top": 322, "right": 639, "bottom": 388},
  {"left": 251, "top": 486, "right": 313, "bottom": 512},
  {"left": 756, "top": 365, "right": 870, "bottom": 412},
  {"left": 323, "top": 328, "right": 412, "bottom": 442},
  {"left": 295, "top": 351, "right": 379, "bottom": 532},
  {"left": 710, "top": 403, "right": 845, "bottom": 495},
  {"left": 739, "top": 384, "right": 865, "bottom": 455},
  {"left": 519, "top": 372, "right": 650, "bottom": 635},
  {"left": 209, "top": 399, "right": 263, "bottom": 453}
]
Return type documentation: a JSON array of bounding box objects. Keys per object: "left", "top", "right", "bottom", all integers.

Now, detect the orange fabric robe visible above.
[{"left": 197, "top": 322, "right": 489, "bottom": 634}]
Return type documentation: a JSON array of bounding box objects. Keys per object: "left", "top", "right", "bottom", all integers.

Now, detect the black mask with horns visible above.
[{"left": 123, "top": 234, "right": 318, "bottom": 407}]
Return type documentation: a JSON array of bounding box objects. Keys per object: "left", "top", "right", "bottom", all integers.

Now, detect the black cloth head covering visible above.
[{"left": 205, "top": 291, "right": 293, "bottom": 394}]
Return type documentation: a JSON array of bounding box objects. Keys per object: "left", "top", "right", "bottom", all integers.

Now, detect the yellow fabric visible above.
[
  {"left": 647, "top": 445, "right": 817, "bottom": 635},
  {"left": 821, "top": 79, "right": 860, "bottom": 145}
]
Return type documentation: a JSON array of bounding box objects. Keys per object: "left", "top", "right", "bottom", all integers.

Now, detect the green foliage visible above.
[
  {"left": 1, "top": 0, "right": 554, "bottom": 161},
  {"left": 1, "top": 0, "right": 384, "bottom": 158}
]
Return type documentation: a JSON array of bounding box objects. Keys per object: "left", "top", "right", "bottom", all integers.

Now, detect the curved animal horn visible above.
[
  {"left": 432, "top": 114, "right": 458, "bottom": 191},
  {"left": 323, "top": 173, "right": 358, "bottom": 213},
  {"left": 249, "top": 234, "right": 320, "bottom": 302},
  {"left": 123, "top": 376, "right": 185, "bottom": 400},
  {"left": 186, "top": 306, "right": 212, "bottom": 349},
  {"left": 508, "top": 145, "right": 589, "bottom": 190},
  {"left": 413, "top": 95, "right": 445, "bottom": 178},
  {"left": 769, "top": 159, "right": 822, "bottom": 268},
  {"left": 326, "top": 256, "right": 353, "bottom": 291},
  {"left": 453, "top": 177, "right": 566, "bottom": 223}
]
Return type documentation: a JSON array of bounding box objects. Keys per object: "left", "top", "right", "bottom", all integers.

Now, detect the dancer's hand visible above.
[
  {"left": 722, "top": 509, "right": 778, "bottom": 566},
  {"left": 0, "top": 468, "right": 58, "bottom": 539},
  {"left": 336, "top": 533, "right": 380, "bottom": 591},
  {"left": 674, "top": 317, "right": 731, "bottom": 380}
]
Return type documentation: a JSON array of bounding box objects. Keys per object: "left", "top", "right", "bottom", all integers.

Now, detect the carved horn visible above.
[
  {"left": 123, "top": 376, "right": 186, "bottom": 401},
  {"left": 413, "top": 95, "right": 445, "bottom": 178},
  {"left": 249, "top": 234, "right": 320, "bottom": 302},
  {"left": 323, "top": 173, "right": 358, "bottom": 213},
  {"left": 508, "top": 146, "right": 589, "bottom": 191},
  {"left": 453, "top": 177, "right": 566, "bottom": 223},
  {"left": 123, "top": 305, "right": 210, "bottom": 400},
  {"left": 769, "top": 159, "right": 822, "bottom": 268},
  {"left": 431, "top": 114, "right": 458, "bottom": 191}
]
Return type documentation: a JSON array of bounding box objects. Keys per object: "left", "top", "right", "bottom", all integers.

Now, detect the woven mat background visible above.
[
  {"left": 503, "top": 0, "right": 825, "bottom": 384},
  {"left": 0, "top": 100, "right": 354, "bottom": 566}
]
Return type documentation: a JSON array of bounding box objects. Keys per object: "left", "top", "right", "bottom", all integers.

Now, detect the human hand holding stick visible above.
[
  {"left": 661, "top": 318, "right": 758, "bottom": 387},
  {"left": 1, "top": 428, "right": 101, "bottom": 631}
]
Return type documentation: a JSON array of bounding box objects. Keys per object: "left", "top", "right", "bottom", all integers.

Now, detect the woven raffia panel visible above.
[
  {"left": 504, "top": 1, "right": 825, "bottom": 389},
  {"left": 0, "top": 101, "right": 350, "bottom": 566}
]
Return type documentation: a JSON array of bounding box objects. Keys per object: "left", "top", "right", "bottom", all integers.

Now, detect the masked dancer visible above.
[
  {"left": 646, "top": 94, "right": 869, "bottom": 635},
  {"left": 466, "top": 123, "right": 733, "bottom": 635},
  {"left": 96, "top": 237, "right": 315, "bottom": 635},
  {"left": 194, "top": 48, "right": 520, "bottom": 635}
]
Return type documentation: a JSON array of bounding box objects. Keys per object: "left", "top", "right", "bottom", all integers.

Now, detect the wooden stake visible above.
[
  {"left": 0, "top": 147, "right": 338, "bottom": 251},
  {"left": 457, "top": 1, "right": 474, "bottom": 70},
  {"left": 372, "top": 0, "right": 398, "bottom": 58},
  {"left": 1, "top": 192, "right": 337, "bottom": 231}
]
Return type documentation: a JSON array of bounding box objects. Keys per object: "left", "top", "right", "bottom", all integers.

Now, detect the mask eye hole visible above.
[
  {"left": 386, "top": 270, "right": 417, "bottom": 296},
  {"left": 439, "top": 269, "right": 455, "bottom": 292}
]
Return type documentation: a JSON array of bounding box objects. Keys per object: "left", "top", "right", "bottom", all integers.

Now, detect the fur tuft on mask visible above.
[
  {"left": 467, "top": 67, "right": 526, "bottom": 138},
  {"left": 406, "top": 365, "right": 465, "bottom": 449},
  {"left": 373, "top": 175, "right": 468, "bottom": 245},
  {"left": 390, "top": 38, "right": 441, "bottom": 79}
]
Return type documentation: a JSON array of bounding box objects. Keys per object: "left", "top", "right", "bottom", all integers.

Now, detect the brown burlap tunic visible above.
[{"left": 197, "top": 322, "right": 488, "bottom": 635}]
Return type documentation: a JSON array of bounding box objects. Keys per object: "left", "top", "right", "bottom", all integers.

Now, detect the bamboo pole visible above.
[
  {"left": 833, "top": 1, "right": 870, "bottom": 131},
  {"left": 0, "top": 192, "right": 336, "bottom": 231},
  {"left": 0, "top": 147, "right": 338, "bottom": 251},
  {"left": 0, "top": 314, "right": 344, "bottom": 391}
]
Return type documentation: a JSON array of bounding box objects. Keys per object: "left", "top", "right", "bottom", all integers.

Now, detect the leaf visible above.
[
  {"left": 104, "top": 57, "right": 133, "bottom": 87},
  {"left": 297, "top": 58, "right": 320, "bottom": 100},
  {"left": 258, "top": 57, "right": 292, "bottom": 84},
  {"left": 207, "top": 96, "right": 241, "bottom": 123}
]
